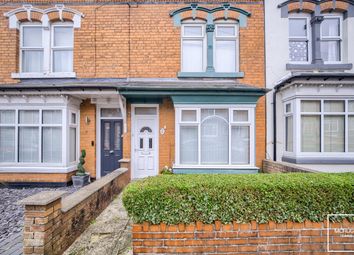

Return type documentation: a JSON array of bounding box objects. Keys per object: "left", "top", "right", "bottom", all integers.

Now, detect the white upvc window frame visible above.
[
  {"left": 51, "top": 23, "right": 74, "bottom": 74},
  {"left": 14, "top": 22, "right": 75, "bottom": 79},
  {"left": 68, "top": 110, "right": 79, "bottom": 163},
  {"left": 20, "top": 23, "right": 44, "bottom": 74},
  {"left": 0, "top": 105, "right": 80, "bottom": 169},
  {"left": 214, "top": 22, "right": 239, "bottom": 72},
  {"left": 284, "top": 101, "right": 294, "bottom": 152},
  {"left": 320, "top": 15, "right": 343, "bottom": 64},
  {"left": 0, "top": 107, "right": 65, "bottom": 166},
  {"left": 175, "top": 105, "right": 256, "bottom": 169},
  {"left": 288, "top": 15, "right": 312, "bottom": 64},
  {"left": 296, "top": 98, "right": 354, "bottom": 156},
  {"left": 181, "top": 21, "right": 207, "bottom": 72}
]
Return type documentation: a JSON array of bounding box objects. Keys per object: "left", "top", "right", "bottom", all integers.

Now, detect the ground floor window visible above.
[
  {"left": 176, "top": 106, "right": 255, "bottom": 166},
  {"left": 0, "top": 107, "right": 79, "bottom": 165},
  {"left": 300, "top": 100, "right": 354, "bottom": 153}
]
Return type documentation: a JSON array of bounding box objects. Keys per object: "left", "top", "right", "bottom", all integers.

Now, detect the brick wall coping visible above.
[
  {"left": 19, "top": 191, "right": 67, "bottom": 206},
  {"left": 119, "top": 158, "right": 131, "bottom": 163},
  {"left": 61, "top": 168, "right": 128, "bottom": 212},
  {"left": 263, "top": 159, "right": 319, "bottom": 173}
]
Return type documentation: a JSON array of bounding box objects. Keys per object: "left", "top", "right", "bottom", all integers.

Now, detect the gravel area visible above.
[{"left": 0, "top": 184, "right": 76, "bottom": 243}]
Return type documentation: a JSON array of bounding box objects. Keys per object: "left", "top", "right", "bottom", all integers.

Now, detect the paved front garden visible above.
[{"left": 0, "top": 185, "right": 76, "bottom": 255}]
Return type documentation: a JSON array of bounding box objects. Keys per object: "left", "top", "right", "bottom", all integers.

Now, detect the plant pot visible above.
[{"left": 72, "top": 174, "right": 90, "bottom": 188}]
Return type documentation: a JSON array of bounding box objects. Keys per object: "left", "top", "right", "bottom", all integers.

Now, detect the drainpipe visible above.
[{"left": 273, "top": 87, "right": 278, "bottom": 161}]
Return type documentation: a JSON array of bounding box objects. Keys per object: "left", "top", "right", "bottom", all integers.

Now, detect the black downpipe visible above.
[{"left": 273, "top": 88, "right": 278, "bottom": 161}]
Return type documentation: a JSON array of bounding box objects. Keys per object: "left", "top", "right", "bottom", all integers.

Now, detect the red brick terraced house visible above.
[{"left": 0, "top": 0, "right": 267, "bottom": 185}]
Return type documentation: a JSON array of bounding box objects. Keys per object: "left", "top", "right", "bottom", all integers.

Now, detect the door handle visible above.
[{"left": 110, "top": 150, "right": 114, "bottom": 154}]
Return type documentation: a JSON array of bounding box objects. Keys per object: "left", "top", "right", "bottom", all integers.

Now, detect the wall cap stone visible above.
[
  {"left": 18, "top": 191, "right": 66, "bottom": 206},
  {"left": 119, "top": 158, "right": 131, "bottom": 163},
  {"left": 61, "top": 168, "right": 128, "bottom": 212}
]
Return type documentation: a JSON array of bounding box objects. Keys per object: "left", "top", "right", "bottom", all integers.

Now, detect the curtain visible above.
[
  {"left": 324, "top": 101, "right": 344, "bottom": 112},
  {"left": 286, "top": 116, "right": 293, "bottom": 152},
  {"left": 301, "top": 101, "right": 321, "bottom": 112},
  {"left": 19, "top": 127, "right": 39, "bottom": 162},
  {"left": 180, "top": 126, "right": 198, "bottom": 164},
  {"left": 182, "top": 40, "right": 203, "bottom": 72},
  {"left": 231, "top": 126, "right": 249, "bottom": 164},
  {"left": 69, "top": 127, "right": 76, "bottom": 162},
  {"left": 215, "top": 40, "right": 236, "bottom": 72},
  {"left": 181, "top": 110, "right": 197, "bottom": 122},
  {"left": 233, "top": 110, "right": 248, "bottom": 122},
  {"left": 301, "top": 115, "right": 320, "bottom": 152},
  {"left": 324, "top": 116, "right": 344, "bottom": 152},
  {"left": 0, "top": 127, "right": 15, "bottom": 162},
  {"left": 19, "top": 110, "right": 39, "bottom": 124},
  {"left": 54, "top": 27, "right": 73, "bottom": 47},
  {"left": 201, "top": 109, "right": 229, "bottom": 164},
  {"left": 42, "top": 127, "right": 62, "bottom": 163},
  {"left": 53, "top": 50, "right": 73, "bottom": 72},
  {"left": 42, "top": 110, "right": 62, "bottom": 124},
  {"left": 22, "top": 50, "right": 43, "bottom": 73},
  {"left": 0, "top": 110, "right": 15, "bottom": 124},
  {"left": 349, "top": 116, "right": 354, "bottom": 152}
]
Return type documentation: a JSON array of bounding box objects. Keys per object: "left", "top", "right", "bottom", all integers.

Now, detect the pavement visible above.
[
  {"left": 0, "top": 185, "right": 76, "bottom": 255},
  {"left": 63, "top": 193, "right": 132, "bottom": 255}
]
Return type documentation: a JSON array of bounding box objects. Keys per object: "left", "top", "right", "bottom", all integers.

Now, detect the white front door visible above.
[{"left": 132, "top": 106, "right": 158, "bottom": 179}]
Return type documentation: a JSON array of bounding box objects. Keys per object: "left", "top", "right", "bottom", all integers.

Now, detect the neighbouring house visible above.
[
  {"left": 265, "top": 0, "right": 354, "bottom": 172},
  {"left": 0, "top": 0, "right": 267, "bottom": 185}
]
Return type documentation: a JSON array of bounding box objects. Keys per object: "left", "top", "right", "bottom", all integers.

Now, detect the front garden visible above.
[
  {"left": 123, "top": 173, "right": 354, "bottom": 254},
  {"left": 123, "top": 173, "right": 354, "bottom": 224}
]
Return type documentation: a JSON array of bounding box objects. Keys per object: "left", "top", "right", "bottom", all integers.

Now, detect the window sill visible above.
[
  {"left": 11, "top": 72, "right": 76, "bottom": 79},
  {"left": 0, "top": 165, "right": 77, "bottom": 173},
  {"left": 173, "top": 166, "right": 259, "bottom": 174},
  {"left": 177, "top": 71, "right": 244, "bottom": 78},
  {"left": 286, "top": 63, "right": 352, "bottom": 71},
  {"left": 282, "top": 155, "right": 354, "bottom": 164}
]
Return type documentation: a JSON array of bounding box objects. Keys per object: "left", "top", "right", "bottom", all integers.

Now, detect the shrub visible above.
[{"left": 122, "top": 173, "right": 354, "bottom": 224}]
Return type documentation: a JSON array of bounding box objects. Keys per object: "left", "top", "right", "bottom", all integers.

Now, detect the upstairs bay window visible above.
[
  {"left": 320, "top": 17, "right": 341, "bottom": 62},
  {"left": 176, "top": 107, "right": 254, "bottom": 167},
  {"left": 18, "top": 22, "right": 74, "bottom": 78}
]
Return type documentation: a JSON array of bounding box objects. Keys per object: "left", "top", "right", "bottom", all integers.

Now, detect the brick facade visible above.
[
  {"left": 132, "top": 220, "right": 354, "bottom": 254},
  {"left": 0, "top": 0, "right": 266, "bottom": 181},
  {"left": 262, "top": 160, "right": 318, "bottom": 173}
]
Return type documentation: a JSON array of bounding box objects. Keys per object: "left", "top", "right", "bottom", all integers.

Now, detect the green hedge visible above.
[{"left": 122, "top": 173, "right": 354, "bottom": 224}]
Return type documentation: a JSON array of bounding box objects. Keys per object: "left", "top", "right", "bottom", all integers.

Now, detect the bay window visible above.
[
  {"left": 176, "top": 107, "right": 254, "bottom": 167},
  {"left": 300, "top": 100, "right": 352, "bottom": 153},
  {"left": 284, "top": 103, "right": 293, "bottom": 152},
  {"left": 0, "top": 107, "right": 79, "bottom": 166}
]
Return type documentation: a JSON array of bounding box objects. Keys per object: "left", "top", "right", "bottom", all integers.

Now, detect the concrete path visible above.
[{"left": 64, "top": 193, "right": 132, "bottom": 255}]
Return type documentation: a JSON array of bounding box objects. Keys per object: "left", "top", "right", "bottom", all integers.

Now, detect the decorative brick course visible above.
[
  {"left": 20, "top": 168, "right": 130, "bottom": 255},
  {"left": 132, "top": 220, "right": 354, "bottom": 254}
]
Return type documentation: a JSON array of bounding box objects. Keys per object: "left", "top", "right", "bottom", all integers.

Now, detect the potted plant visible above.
[{"left": 72, "top": 150, "right": 90, "bottom": 188}]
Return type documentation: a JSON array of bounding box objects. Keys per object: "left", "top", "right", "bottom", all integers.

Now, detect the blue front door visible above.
[{"left": 101, "top": 119, "right": 123, "bottom": 177}]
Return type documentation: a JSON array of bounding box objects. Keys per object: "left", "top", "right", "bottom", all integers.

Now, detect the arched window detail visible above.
[
  {"left": 174, "top": 4, "right": 245, "bottom": 77},
  {"left": 140, "top": 127, "right": 152, "bottom": 133},
  {"left": 4, "top": 4, "right": 84, "bottom": 29}
]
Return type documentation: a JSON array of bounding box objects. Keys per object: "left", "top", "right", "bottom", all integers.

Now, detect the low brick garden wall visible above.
[
  {"left": 20, "top": 167, "right": 130, "bottom": 255},
  {"left": 262, "top": 159, "right": 318, "bottom": 173},
  {"left": 132, "top": 220, "right": 354, "bottom": 254}
]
